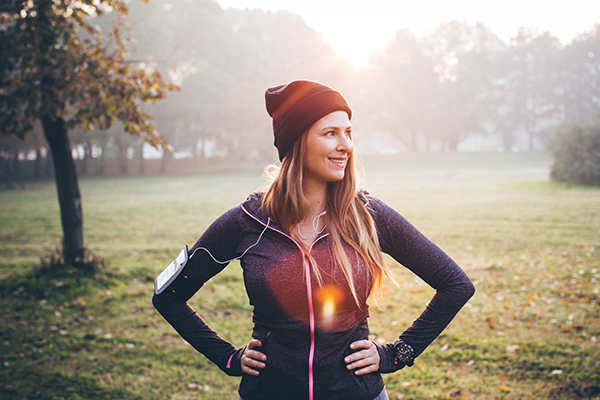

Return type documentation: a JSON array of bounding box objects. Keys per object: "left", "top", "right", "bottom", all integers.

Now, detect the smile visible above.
[{"left": 329, "top": 158, "right": 346, "bottom": 167}]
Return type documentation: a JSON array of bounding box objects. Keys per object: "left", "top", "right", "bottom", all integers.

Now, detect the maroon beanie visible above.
[{"left": 265, "top": 80, "right": 352, "bottom": 160}]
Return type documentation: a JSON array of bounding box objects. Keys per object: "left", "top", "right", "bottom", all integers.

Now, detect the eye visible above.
[{"left": 345, "top": 130, "right": 352, "bottom": 139}]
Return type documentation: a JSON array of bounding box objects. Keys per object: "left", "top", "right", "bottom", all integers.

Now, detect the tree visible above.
[
  {"left": 501, "top": 28, "right": 563, "bottom": 150},
  {"left": 359, "top": 29, "right": 438, "bottom": 152},
  {"left": 549, "top": 116, "right": 600, "bottom": 185},
  {"left": 0, "top": 0, "right": 176, "bottom": 266},
  {"left": 559, "top": 25, "right": 600, "bottom": 126},
  {"left": 423, "top": 20, "right": 506, "bottom": 151}
]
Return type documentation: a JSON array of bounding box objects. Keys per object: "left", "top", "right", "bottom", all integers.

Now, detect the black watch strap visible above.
[{"left": 392, "top": 338, "right": 415, "bottom": 367}]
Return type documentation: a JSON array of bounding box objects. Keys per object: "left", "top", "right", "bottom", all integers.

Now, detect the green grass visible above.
[{"left": 1, "top": 151, "right": 599, "bottom": 399}]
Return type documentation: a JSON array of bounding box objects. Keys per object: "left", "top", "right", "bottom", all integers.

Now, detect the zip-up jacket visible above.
[{"left": 152, "top": 192, "right": 475, "bottom": 400}]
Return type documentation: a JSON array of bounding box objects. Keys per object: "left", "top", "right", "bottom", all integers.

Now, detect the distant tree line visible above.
[{"left": 2, "top": 0, "right": 600, "bottom": 184}]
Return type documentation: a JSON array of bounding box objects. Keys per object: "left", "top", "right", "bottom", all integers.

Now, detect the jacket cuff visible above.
[
  {"left": 223, "top": 347, "right": 246, "bottom": 376},
  {"left": 376, "top": 343, "right": 405, "bottom": 374}
]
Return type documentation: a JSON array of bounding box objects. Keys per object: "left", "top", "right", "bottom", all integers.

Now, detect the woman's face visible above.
[{"left": 303, "top": 111, "right": 354, "bottom": 188}]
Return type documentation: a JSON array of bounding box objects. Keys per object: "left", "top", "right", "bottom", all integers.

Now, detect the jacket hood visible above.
[{"left": 241, "top": 191, "right": 272, "bottom": 226}]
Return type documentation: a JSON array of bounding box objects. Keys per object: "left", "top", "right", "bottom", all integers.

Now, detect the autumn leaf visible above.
[{"left": 501, "top": 384, "right": 511, "bottom": 392}]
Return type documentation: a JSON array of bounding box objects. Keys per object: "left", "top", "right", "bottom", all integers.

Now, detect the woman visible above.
[{"left": 152, "top": 80, "right": 475, "bottom": 400}]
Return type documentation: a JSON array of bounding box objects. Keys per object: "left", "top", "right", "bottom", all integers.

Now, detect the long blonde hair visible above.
[{"left": 261, "top": 131, "right": 394, "bottom": 306}]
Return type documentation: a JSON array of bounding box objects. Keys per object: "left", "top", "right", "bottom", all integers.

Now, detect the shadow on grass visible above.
[
  {"left": 0, "top": 264, "right": 154, "bottom": 400},
  {"left": 0, "top": 265, "right": 117, "bottom": 303},
  {"left": 0, "top": 365, "right": 143, "bottom": 400}
]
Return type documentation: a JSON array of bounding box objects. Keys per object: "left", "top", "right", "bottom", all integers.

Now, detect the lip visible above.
[{"left": 328, "top": 157, "right": 347, "bottom": 167}]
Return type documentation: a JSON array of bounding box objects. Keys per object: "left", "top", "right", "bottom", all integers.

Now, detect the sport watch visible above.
[{"left": 391, "top": 338, "right": 415, "bottom": 367}]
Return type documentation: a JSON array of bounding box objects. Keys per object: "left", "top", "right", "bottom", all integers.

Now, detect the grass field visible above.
[{"left": 1, "top": 151, "right": 598, "bottom": 399}]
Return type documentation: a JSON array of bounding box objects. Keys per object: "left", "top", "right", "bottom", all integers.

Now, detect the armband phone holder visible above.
[{"left": 154, "top": 245, "right": 189, "bottom": 295}]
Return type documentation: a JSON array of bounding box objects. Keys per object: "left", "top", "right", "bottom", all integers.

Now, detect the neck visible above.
[{"left": 302, "top": 181, "right": 327, "bottom": 217}]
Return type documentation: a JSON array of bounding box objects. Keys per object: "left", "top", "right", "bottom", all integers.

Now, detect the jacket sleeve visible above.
[
  {"left": 152, "top": 205, "right": 247, "bottom": 376},
  {"left": 367, "top": 196, "right": 475, "bottom": 373}
]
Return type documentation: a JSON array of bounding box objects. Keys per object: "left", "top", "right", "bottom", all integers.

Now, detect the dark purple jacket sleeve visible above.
[
  {"left": 152, "top": 206, "right": 246, "bottom": 376},
  {"left": 367, "top": 196, "right": 475, "bottom": 373}
]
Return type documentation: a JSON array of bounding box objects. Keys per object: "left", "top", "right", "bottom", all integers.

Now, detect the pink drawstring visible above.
[
  {"left": 304, "top": 258, "right": 315, "bottom": 400},
  {"left": 226, "top": 353, "right": 234, "bottom": 369}
]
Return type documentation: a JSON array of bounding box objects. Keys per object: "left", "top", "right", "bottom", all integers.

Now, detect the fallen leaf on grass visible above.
[
  {"left": 498, "top": 375, "right": 506, "bottom": 380},
  {"left": 501, "top": 385, "right": 511, "bottom": 392},
  {"left": 485, "top": 317, "right": 496, "bottom": 329}
]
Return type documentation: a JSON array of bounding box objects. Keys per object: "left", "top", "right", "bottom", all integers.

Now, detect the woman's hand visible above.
[
  {"left": 241, "top": 339, "right": 266, "bottom": 376},
  {"left": 344, "top": 340, "right": 380, "bottom": 375}
]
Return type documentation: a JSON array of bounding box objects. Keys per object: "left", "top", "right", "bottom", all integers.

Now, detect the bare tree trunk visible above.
[
  {"left": 139, "top": 141, "right": 145, "bottom": 174},
  {"left": 160, "top": 150, "right": 170, "bottom": 173},
  {"left": 2, "top": 152, "right": 15, "bottom": 189},
  {"left": 45, "top": 152, "right": 53, "bottom": 178},
  {"left": 12, "top": 152, "right": 21, "bottom": 184},
  {"left": 41, "top": 116, "right": 84, "bottom": 265},
  {"left": 115, "top": 137, "right": 128, "bottom": 174},
  {"left": 34, "top": 147, "right": 42, "bottom": 178},
  {"left": 81, "top": 142, "right": 91, "bottom": 176}
]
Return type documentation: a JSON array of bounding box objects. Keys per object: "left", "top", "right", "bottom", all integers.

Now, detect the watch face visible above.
[{"left": 394, "top": 339, "right": 415, "bottom": 366}]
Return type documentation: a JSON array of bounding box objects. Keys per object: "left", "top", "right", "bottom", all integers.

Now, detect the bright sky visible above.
[{"left": 216, "top": 0, "right": 600, "bottom": 69}]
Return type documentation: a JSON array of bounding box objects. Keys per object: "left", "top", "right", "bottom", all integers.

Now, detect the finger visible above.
[
  {"left": 345, "top": 354, "right": 375, "bottom": 369},
  {"left": 241, "top": 354, "right": 266, "bottom": 375},
  {"left": 247, "top": 339, "right": 263, "bottom": 350},
  {"left": 345, "top": 350, "right": 369, "bottom": 364},
  {"left": 241, "top": 364, "right": 262, "bottom": 376},
  {"left": 345, "top": 342, "right": 376, "bottom": 363},
  {"left": 242, "top": 356, "right": 266, "bottom": 370},
  {"left": 349, "top": 340, "right": 372, "bottom": 350},
  {"left": 244, "top": 349, "right": 267, "bottom": 363},
  {"left": 353, "top": 363, "right": 379, "bottom": 375}
]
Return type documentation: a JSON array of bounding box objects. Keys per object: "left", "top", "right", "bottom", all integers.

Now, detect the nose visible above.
[{"left": 337, "top": 135, "right": 354, "bottom": 154}]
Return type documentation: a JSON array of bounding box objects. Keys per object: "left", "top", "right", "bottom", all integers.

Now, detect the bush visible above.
[{"left": 550, "top": 117, "right": 600, "bottom": 186}]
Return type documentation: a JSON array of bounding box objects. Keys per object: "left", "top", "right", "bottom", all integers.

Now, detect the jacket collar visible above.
[{"left": 241, "top": 192, "right": 275, "bottom": 227}]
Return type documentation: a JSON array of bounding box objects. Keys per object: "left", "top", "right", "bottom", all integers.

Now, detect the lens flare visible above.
[
  {"left": 314, "top": 285, "right": 345, "bottom": 328},
  {"left": 323, "top": 297, "right": 335, "bottom": 318}
]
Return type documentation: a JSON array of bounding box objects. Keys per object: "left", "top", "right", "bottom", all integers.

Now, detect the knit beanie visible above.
[{"left": 265, "top": 80, "right": 352, "bottom": 161}]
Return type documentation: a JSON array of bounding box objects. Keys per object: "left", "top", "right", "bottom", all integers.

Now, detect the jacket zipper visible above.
[{"left": 241, "top": 206, "right": 325, "bottom": 400}]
